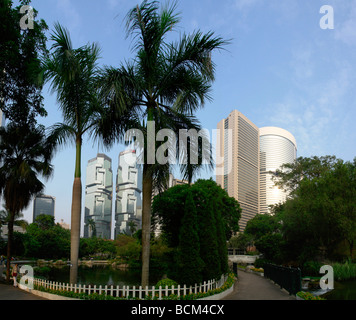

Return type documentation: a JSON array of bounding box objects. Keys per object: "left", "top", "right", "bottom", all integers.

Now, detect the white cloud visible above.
[{"left": 267, "top": 66, "right": 351, "bottom": 158}]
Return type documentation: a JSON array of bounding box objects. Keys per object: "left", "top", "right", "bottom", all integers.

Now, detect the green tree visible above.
[
  {"left": 177, "top": 192, "right": 203, "bottom": 286},
  {"left": 98, "top": 1, "right": 228, "bottom": 287},
  {"left": 277, "top": 156, "right": 356, "bottom": 263},
  {"left": 25, "top": 217, "right": 70, "bottom": 259},
  {"left": 0, "top": 0, "right": 48, "bottom": 124},
  {"left": 43, "top": 23, "right": 103, "bottom": 284},
  {"left": 152, "top": 179, "right": 239, "bottom": 281},
  {"left": 87, "top": 218, "right": 97, "bottom": 238},
  {"left": 0, "top": 124, "right": 54, "bottom": 281},
  {"left": 273, "top": 155, "right": 339, "bottom": 194}
]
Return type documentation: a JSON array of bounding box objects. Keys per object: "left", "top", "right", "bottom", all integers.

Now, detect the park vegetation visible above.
[{"left": 234, "top": 155, "right": 356, "bottom": 280}]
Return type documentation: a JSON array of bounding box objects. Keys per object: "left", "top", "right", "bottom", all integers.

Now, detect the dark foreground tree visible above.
[{"left": 0, "top": 124, "right": 54, "bottom": 282}]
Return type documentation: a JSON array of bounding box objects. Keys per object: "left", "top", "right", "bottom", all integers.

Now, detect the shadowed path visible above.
[{"left": 222, "top": 270, "right": 296, "bottom": 300}]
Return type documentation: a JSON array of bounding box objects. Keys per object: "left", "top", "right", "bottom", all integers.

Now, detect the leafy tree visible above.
[
  {"left": 177, "top": 192, "right": 203, "bottom": 285},
  {"left": 0, "top": 0, "right": 48, "bottom": 124},
  {"left": 25, "top": 217, "right": 70, "bottom": 259},
  {"left": 152, "top": 179, "right": 239, "bottom": 282},
  {"left": 273, "top": 155, "right": 339, "bottom": 194},
  {"left": 245, "top": 214, "right": 280, "bottom": 240},
  {"left": 98, "top": 0, "right": 228, "bottom": 287},
  {"left": 43, "top": 23, "right": 103, "bottom": 284},
  {"left": 275, "top": 156, "right": 356, "bottom": 263}
]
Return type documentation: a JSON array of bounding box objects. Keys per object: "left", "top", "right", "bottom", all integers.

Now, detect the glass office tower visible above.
[
  {"left": 33, "top": 195, "right": 55, "bottom": 221},
  {"left": 84, "top": 154, "right": 113, "bottom": 239}
]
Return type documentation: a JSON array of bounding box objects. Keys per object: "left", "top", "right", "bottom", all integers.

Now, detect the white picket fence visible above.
[{"left": 33, "top": 274, "right": 228, "bottom": 300}]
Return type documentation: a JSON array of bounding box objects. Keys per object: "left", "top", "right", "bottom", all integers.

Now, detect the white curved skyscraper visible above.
[{"left": 259, "top": 127, "right": 297, "bottom": 214}]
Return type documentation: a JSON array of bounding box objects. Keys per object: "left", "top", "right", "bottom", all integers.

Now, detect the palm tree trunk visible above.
[
  {"left": 141, "top": 165, "right": 153, "bottom": 288},
  {"left": 70, "top": 138, "right": 82, "bottom": 284},
  {"left": 5, "top": 216, "right": 14, "bottom": 283}
]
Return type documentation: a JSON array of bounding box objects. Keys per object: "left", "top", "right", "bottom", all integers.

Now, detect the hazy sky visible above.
[{"left": 9, "top": 0, "right": 356, "bottom": 229}]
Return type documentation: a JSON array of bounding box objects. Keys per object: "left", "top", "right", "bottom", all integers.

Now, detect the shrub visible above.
[
  {"left": 297, "top": 291, "right": 325, "bottom": 300},
  {"left": 155, "top": 278, "right": 178, "bottom": 289},
  {"left": 302, "top": 261, "right": 322, "bottom": 277}
]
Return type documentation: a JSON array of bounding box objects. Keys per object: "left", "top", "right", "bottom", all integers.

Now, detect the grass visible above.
[{"left": 332, "top": 260, "right": 356, "bottom": 281}]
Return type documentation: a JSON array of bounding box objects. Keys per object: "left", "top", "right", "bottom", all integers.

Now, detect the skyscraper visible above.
[
  {"left": 33, "top": 195, "right": 55, "bottom": 221},
  {"left": 216, "top": 110, "right": 260, "bottom": 231},
  {"left": 115, "top": 150, "right": 142, "bottom": 238},
  {"left": 84, "top": 154, "right": 113, "bottom": 239},
  {"left": 259, "top": 127, "right": 297, "bottom": 214},
  {"left": 217, "top": 111, "right": 298, "bottom": 232}
]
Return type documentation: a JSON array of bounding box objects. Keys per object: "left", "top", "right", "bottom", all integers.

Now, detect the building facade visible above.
[
  {"left": 84, "top": 154, "right": 113, "bottom": 239},
  {"left": 33, "top": 195, "right": 55, "bottom": 221},
  {"left": 259, "top": 127, "right": 297, "bottom": 214},
  {"left": 217, "top": 111, "right": 297, "bottom": 232},
  {"left": 115, "top": 150, "right": 142, "bottom": 238},
  {"left": 216, "top": 110, "right": 260, "bottom": 231}
]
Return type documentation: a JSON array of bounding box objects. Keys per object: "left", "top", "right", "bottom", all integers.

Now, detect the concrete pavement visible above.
[
  {"left": 222, "top": 269, "right": 296, "bottom": 300},
  {"left": 0, "top": 283, "right": 48, "bottom": 300}
]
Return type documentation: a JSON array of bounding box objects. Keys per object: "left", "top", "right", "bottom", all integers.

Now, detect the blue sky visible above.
[{"left": 11, "top": 0, "right": 356, "bottom": 229}]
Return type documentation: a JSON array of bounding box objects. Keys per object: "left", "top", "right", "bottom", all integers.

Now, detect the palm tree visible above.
[
  {"left": 98, "top": 0, "right": 228, "bottom": 287},
  {"left": 87, "top": 218, "right": 97, "bottom": 238},
  {"left": 0, "top": 122, "right": 54, "bottom": 282},
  {"left": 43, "top": 23, "right": 102, "bottom": 284}
]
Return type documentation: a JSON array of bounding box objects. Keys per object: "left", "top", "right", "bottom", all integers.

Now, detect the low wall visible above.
[{"left": 228, "top": 255, "right": 259, "bottom": 264}]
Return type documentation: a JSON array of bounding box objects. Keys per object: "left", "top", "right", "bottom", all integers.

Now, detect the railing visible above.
[
  {"left": 263, "top": 263, "right": 301, "bottom": 295},
  {"left": 31, "top": 274, "right": 228, "bottom": 300}
]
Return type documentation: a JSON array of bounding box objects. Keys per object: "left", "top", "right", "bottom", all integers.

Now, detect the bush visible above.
[
  {"left": 297, "top": 291, "right": 325, "bottom": 300},
  {"left": 302, "top": 261, "right": 322, "bottom": 277},
  {"left": 155, "top": 278, "right": 178, "bottom": 289}
]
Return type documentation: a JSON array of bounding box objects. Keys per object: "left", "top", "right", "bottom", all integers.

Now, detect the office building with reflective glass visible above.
[
  {"left": 84, "top": 154, "right": 113, "bottom": 239},
  {"left": 259, "top": 127, "right": 297, "bottom": 214},
  {"left": 217, "top": 111, "right": 297, "bottom": 231},
  {"left": 33, "top": 195, "right": 55, "bottom": 221}
]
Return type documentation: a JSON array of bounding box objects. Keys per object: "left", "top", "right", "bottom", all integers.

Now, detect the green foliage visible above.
[
  {"left": 332, "top": 260, "right": 356, "bottom": 281},
  {"left": 25, "top": 218, "right": 70, "bottom": 259},
  {"left": 152, "top": 179, "right": 240, "bottom": 284},
  {"left": 302, "top": 261, "right": 323, "bottom": 277},
  {"left": 155, "top": 278, "right": 178, "bottom": 289},
  {"left": 80, "top": 237, "right": 116, "bottom": 260},
  {"left": 115, "top": 235, "right": 142, "bottom": 264},
  {"left": 0, "top": 0, "right": 49, "bottom": 125},
  {"left": 177, "top": 192, "right": 204, "bottom": 285},
  {"left": 297, "top": 291, "right": 326, "bottom": 300}
]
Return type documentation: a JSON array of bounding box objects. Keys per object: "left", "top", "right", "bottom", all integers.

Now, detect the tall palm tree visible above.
[
  {"left": 98, "top": 0, "right": 228, "bottom": 287},
  {"left": 0, "top": 123, "right": 54, "bottom": 282},
  {"left": 43, "top": 23, "right": 102, "bottom": 284}
]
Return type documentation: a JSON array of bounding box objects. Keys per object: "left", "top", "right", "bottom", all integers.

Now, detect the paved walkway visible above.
[
  {"left": 0, "top": 283, "right": 48, "bottom": 300},
  {"left": 222, "top": 270, "right": 296, "bottom": 300},
  {"left": 0, "top": 264, "right": 47, "bottom": 300}
]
